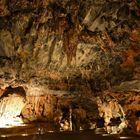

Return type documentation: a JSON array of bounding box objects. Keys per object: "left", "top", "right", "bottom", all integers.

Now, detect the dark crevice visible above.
[{"left": 0, "top": 86, "right": 26, "bottom": 99}]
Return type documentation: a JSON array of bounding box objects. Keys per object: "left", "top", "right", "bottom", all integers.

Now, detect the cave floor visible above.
[{"left": 0, "top": 123, "right": 139, "bottom": 140}]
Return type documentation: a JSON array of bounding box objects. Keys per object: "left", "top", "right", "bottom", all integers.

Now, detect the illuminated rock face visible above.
[
  {"left": 0, "top": 93, "right": 25, "bottom": 127},
  {"left": 22, "top": 95, "right": 58, "bottom": 122},
  {"left": 97, "top": 95, "right": 127, "bottom": 134},
  {"left": 21, "top": 93, "right": 99, "bottom": 131},
  {"left": 136, "top": 120, "right": 140, "bottom": 133},
  {"left": 109, "top": 91, "right": 140, "bottom": 134}
]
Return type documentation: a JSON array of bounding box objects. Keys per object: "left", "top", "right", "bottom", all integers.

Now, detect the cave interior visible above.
[{"left": 0, "top": 0, "right": 140, "bottom": 138}]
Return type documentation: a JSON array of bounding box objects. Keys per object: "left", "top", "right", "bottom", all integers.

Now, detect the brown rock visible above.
[{"left": 136, "top": 119, "right": 140, "bottom": 133}]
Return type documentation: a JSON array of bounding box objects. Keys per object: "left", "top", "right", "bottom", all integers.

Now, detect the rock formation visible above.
[{"left": 0, "top": 0, "right": 140, "bottom": 135}]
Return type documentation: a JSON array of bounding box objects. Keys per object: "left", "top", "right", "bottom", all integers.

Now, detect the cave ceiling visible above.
[{"left": 0, "top": 0, "right": 140, "bottom": 95}]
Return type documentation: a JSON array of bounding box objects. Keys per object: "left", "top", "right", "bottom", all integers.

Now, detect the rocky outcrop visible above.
[
  {"left": 97, "top": 95, "right": 127, "bottom": 134},
  {"left": 22, "top": 95, "right": 58, "bottom": 122},
  {"left": 102, "top": 91, "right": 140, "bottom": 134},
  {"left": 21, "top": 93, "right": 99, "bottom": 131}
]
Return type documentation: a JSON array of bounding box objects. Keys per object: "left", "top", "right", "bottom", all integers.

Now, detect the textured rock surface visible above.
[
  {"left": 97, "top": 95, "right": 127, "bottom": 134},
  {"left": 0, "top": 0, "right": 140, "bottom": 135},
  {"left": 106, "top": 91, "right": 140, "bottom": 134},
  {"left": 0, "top": 90, "right": 26, "bottom": 126},
  {"left": 0, "top": 0, "right": 139, "bottom": 93},
  {"left": 0, "top": 86, "right": 139, "bottom": 134},
  {"left": 21, "top": 93, "right": 99, "bottom": 131}
]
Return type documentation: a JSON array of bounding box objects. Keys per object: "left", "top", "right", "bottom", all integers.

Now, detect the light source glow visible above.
[{"left": 0, "top": 94, "right": 25, "bottom": 128}]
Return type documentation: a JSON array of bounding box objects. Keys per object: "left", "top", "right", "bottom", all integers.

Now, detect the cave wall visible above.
[
  {"left": 0, "top": 0, "right": 140, "bottom": 134},
  {"left": 0, "top": 0, "right": 140, "bottom": 94}
]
